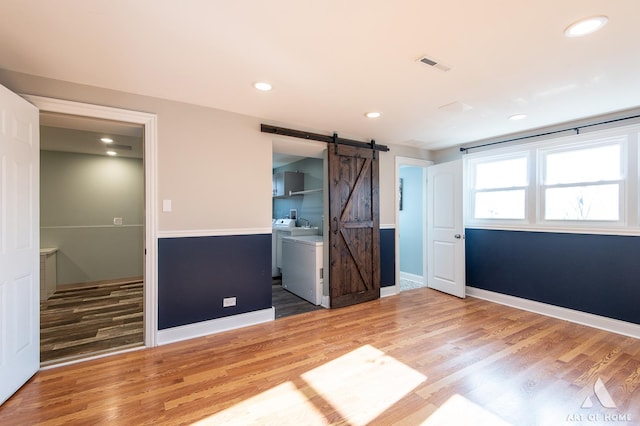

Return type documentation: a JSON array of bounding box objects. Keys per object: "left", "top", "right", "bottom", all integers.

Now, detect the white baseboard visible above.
[
  {"left": 467, "top": 287, "right": 640, "bottom": 339},
  {"left": 157, "top": 307, "right": 275, "bottom": 345},
  {"left": 399, "top": 272, "right": 424, "bottom": 284},
  {"left": 381, "top": 285, "right": 398, "bottom": 298}
]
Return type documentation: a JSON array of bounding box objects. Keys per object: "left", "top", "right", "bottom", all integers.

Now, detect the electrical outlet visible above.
[
  {"left": 113, "top": 217, "right": 123, "bottom": 226},
  {"left": 223, "top": 297, "right": 236, "bottom": 307}
]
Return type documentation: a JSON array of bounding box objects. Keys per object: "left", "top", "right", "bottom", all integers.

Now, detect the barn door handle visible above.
[
  {"left": 454, "top": 234, "right": 462, "bottom": 239},
  {"left": 332, "top": 217, "right": 339, "bottom": 234}
]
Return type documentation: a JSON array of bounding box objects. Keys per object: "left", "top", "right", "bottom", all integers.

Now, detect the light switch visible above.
[{"left": 163, "top": 199, "right": 172, "bottom": 212}]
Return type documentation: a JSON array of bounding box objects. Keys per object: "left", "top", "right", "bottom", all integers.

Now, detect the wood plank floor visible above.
[
  {"left": 3, "top": 288, "right": 639, "bottom": 425},
  {"left": 40, "top": 279, "right": 144, "bottom": 365},
  {"left": 272, "top": 278, "right": 324, "bottom": 318},
  {"left": 40, "top": 278, "right": 317, "bottom": 366}
]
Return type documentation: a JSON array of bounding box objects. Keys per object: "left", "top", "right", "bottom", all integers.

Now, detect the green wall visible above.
[{"left": 40, "top": 150, "right": 144, "bottom": 285}]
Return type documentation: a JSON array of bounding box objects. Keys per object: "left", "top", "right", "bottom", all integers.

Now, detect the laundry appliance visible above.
[{"left": 272, "top": 218, "right": 318, "bottom": 277}]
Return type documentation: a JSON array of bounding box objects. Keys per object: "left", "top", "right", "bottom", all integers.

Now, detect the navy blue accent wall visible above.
[
  {"left": 158, "top": 234, "right": 272, "bottom": 330},
  {"left": 380, "top": 228, "right": 395, "bottom": 287},
  {"left": 466, "top": 229, "right": 640, "bottom": 324}
]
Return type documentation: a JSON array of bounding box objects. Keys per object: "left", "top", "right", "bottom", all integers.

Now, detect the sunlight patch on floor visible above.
[
  {"left": 192, "top": 344, "right": 427, "bottom": 425},
  {"left": 301, "top": 344, "right": 427, "bottom": 425},
  {"left": 422, "top": 394, "right": 512, "bottom": 426},
  {"left": 191, "top": 381, "right": 327, "bottom": 426}
]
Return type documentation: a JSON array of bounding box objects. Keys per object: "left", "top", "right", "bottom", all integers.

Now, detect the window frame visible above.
[
  {"left": 466, "top": 151, "right": 531, "bottom": 226},
  {"left": 463, "top": 123, "right": 639, "bottom": 236},
  {"left": 538, "top": 137, "right": 627, "bottom": 228}
]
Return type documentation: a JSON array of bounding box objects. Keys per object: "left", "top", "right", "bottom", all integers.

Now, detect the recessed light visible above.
[
  {"left": 365, "top": 112, "right": 382, "bottom": 119},
  {"left": 509, "top": 113, "right": 527, "bottom": 121},
  {"left": 106, "top": 151, "right": 117, "bottom": 156},
  {"left": 254, "top": 82, "right": 273, "bottom": 91},
  {"left": 101, "top": 137, "right": 114, "bottom": 143},
  {"left": 564, "top": 15, "right": 608, "bottom": 37}
]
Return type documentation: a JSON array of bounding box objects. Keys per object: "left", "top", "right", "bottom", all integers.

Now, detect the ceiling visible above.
[
  {"left": 2, "top": 1, "right": 639, "bottom": 150},
  {"left": 40, "top": 112, "right": 143, "bottom": 158}
]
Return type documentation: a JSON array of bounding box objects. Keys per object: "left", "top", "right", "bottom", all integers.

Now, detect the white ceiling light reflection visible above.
[
  {"left": 301, "top": 345, "right": 427, "bottom": 425},
  {"left": 564, "top": 16, "right": 608, "bottom": 38},
  {"left": 254, "top": 82, "right": 273, "bottom": 91},
  {"left": 508, "top": 113, "right": 527, "bottom": 121}
]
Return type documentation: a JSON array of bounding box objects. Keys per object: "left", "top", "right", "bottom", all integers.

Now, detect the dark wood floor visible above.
[
  {"left": 40, "top": 279, "right": 144, "bottom": 365},
  {"left": 272, "top": 277, "right": 324, "bottom": 318},
  {"left": 5, "top": 287, "right": 639, "bottom": 425}
]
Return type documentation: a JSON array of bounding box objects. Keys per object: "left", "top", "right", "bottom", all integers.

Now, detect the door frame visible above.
[
  {"left": 394, "top": 157, "right": 433, "bottom": 293},
  {"left": 24, "top": 95, "right": 159, "bottom": 349},
  {"left": 271, "top": 136, "right": 330, "bottom": 305}
]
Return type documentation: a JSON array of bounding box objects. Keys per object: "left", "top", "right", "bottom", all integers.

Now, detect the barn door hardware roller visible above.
[{"left": 261, "top": 124, "right": 389, "bottom": 153}]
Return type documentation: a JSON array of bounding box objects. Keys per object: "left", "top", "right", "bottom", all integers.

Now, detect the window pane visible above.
[
  {"left": 544, "top": 184, "right": 619, "bottom": 220},
  {"left": 474, "top": 190, "right": 525, "bottom": 219},
  {"left": 475, "top": 157, "right": 527, "bottom": 189},
  {"left": 545, "top": 144, "right": 621, "bottom": 185}
]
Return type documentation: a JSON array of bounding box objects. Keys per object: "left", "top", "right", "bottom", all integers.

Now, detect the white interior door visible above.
[
  {"left": 427, "top": 160, "right": 465, "bottom": 298},
  {"left": 0, "top": 85, "right": 40, "bottom": 405}
]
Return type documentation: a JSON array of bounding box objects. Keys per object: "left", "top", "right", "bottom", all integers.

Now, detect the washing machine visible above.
[{"left": 272, "top": 218, "right": 318, "bottom": 277}]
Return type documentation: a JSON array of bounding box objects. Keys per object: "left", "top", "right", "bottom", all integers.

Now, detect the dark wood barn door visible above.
[{"left": 328, "top": 144, "right": 380, "bottom": 308}]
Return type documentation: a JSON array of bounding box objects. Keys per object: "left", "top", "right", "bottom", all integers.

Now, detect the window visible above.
[
  {"left": 541, "top": 141, "right": 624, "bottom": 222},
  {"left": 464, "top": 127, "right": 637, "bottom": 233},
  {"left": 469, "top": 155, "right": 528, "bottom": 220}
]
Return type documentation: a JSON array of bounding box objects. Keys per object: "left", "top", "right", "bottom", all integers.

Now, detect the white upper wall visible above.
[{"left": 1, "top": 69, "right": 432, "bottom": 231}]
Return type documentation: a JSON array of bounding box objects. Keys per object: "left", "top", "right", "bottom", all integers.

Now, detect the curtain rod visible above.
[{"left": 459, "top": 113, "right": 640, "bottom": 153}]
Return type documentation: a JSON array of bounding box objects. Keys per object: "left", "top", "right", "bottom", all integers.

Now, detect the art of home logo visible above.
[{"left": 566, "top": 377, "right": 631, "bottom": 423}]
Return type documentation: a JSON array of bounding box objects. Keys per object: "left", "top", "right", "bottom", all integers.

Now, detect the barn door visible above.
[{"left": 328, "top": 144, "right": 380, "bottom": 308}]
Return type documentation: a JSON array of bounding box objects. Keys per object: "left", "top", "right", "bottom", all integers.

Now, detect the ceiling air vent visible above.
[
  {"left": 110, "top": 144, "right": 133, "bottom": 151},
  {"left": 417, "top": 55, "right": 451, "bottom": 72}
]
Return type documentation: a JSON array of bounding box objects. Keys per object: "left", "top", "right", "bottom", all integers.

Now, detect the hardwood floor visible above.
[
  {"left": 40, "top": 279, "right": 144, "bottom": 365},
  {"left": 3, "top": 287, "right": 639, "bottom": 425}
]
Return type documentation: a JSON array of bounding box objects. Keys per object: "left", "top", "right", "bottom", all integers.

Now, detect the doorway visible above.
[
  {"left": 25, "top": 95, "right": 159, "bottom": 362},
  {"left": 271, "top": 137, "right": 327, "bottom": 318},
  {"left": 39, "top": 112, "right": 145, "bottom": 365},
  {"left": 395, "top": 157, "right": 432, "bottom": 292}
]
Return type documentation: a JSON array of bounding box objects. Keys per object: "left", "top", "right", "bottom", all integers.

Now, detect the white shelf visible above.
[{"left": 289, "top": 188, "right": 323, "bottom": 196}]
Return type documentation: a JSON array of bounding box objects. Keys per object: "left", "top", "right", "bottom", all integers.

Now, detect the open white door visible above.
[
  {"left": 427, "top": 160, "right": 465, "bottom": 298},
  {"left": 0, "top": 85, "right": 40, "bottom": 405}
]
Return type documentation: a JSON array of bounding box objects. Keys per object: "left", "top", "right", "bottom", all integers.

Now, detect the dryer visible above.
[{"left": 272, "top": 219, "right": 318, "bottom": 277}]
